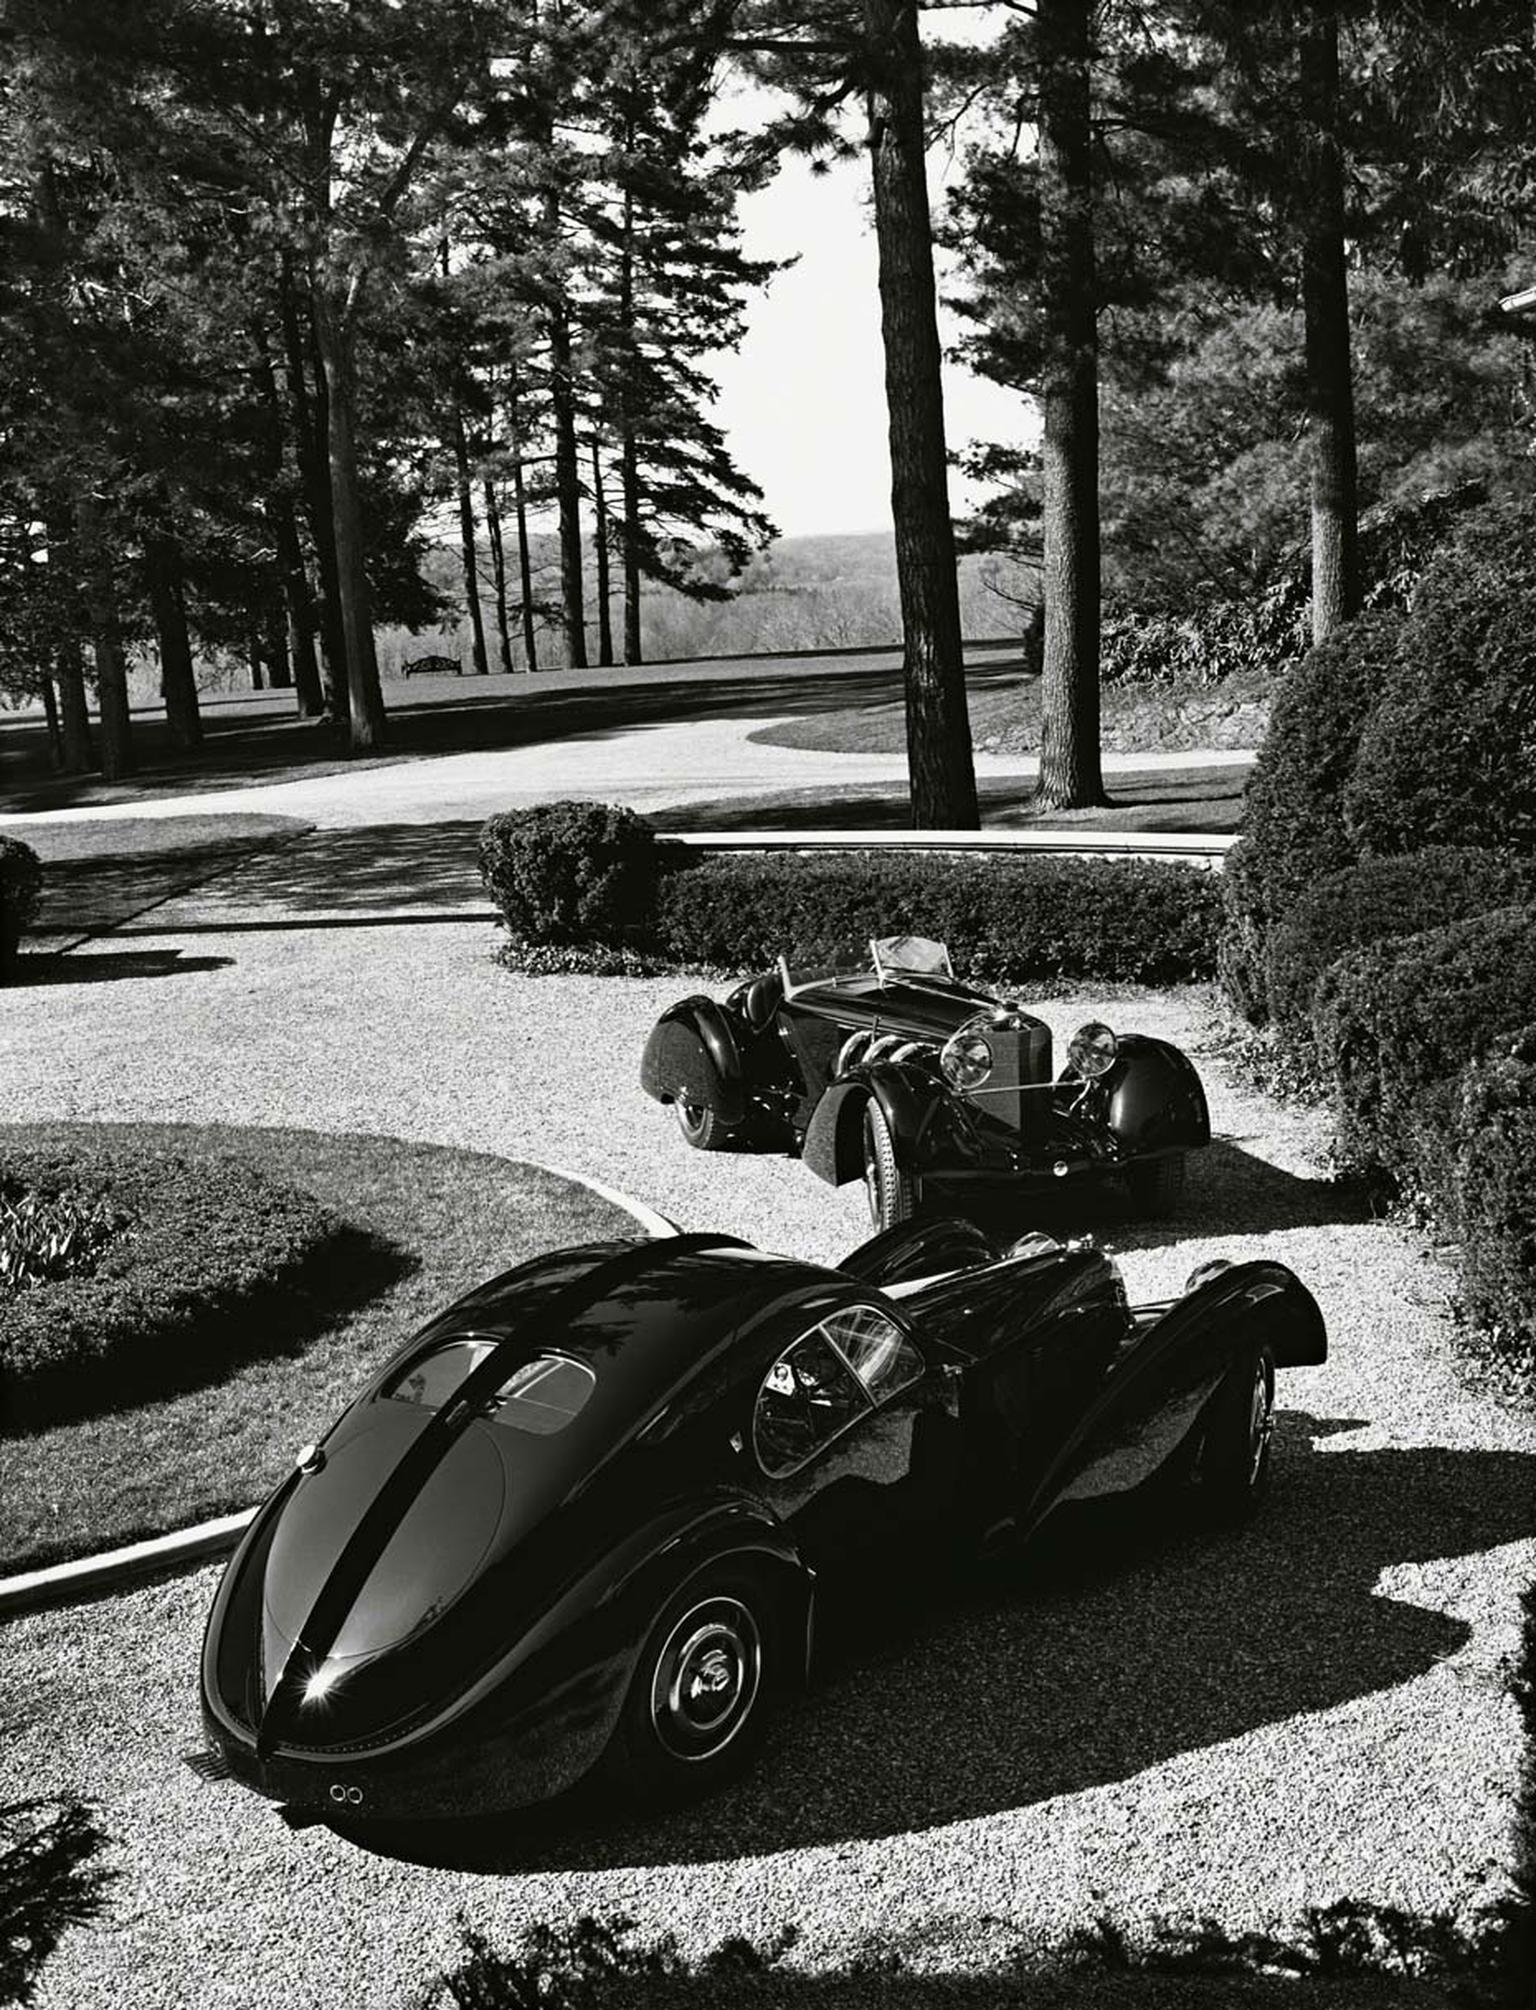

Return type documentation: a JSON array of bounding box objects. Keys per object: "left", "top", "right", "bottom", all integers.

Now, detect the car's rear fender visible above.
[
  {"left": 640, "top": 996, "right": 748, "bottom": 1128},
  {"left": 1103, "top": 1034, "right": 1211, "bottom": 1155},
  {"left": 802, "top": 1065, "right": 942, "bottom": 1185},
  {"left": 1022, "top": 1259, "right": 1326, "bottom": 1526}
]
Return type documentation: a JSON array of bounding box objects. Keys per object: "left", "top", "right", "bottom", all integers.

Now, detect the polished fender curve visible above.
[
  {"left": 1104, "top": 1034, "right": 1211, "bottom": 1155},
  {"left": 639, "top": 997, "right": 747, "bottom": 1128},
  {"left": 802, "top": 1066, "right": 941, "bottom": 1186},
  {"left": 1022, "top": 1259, "right": 1326, "bottom": 1526}
]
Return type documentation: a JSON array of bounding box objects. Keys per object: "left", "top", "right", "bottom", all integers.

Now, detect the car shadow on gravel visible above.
[
  {"left": 348, "top": 1419, "right": 1535, "bottom": 1875},
  {"left": 954, "top": 1138, "right": 1371, "bottom": 1251},
  {"left": 12, "top": 948, "right": 236, "bottom": 984}
]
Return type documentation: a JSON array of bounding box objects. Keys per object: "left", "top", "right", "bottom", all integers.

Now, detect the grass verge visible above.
[{"left": 0, "top": 1121, "right": 634, "bottom": 1575}]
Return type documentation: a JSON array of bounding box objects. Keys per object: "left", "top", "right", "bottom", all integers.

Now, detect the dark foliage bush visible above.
[
  {"left": 1346, "top": 495, "right": 1536, "bottom": 858},
  {"left": 654, "top": 850, "right": 1222, "bottom": 985},
  {"left": 1265, "top": 847, "right": 1536, "bottom": 1038},
  {"left": 1436, "top": 1026, "right": 1536, "bottom": 1391},
  {"left": 0, "top": 1146, "right": 354, "bottom": 1429},
  {"left": 1218, "top": 611, "right": 1403, "bottom": 1024},
  {"left": 1310, "top": 905, "right": 1536, "bottom": 1177},
  {"left": 0, "top": 837, "right": 41, "bottom": 983},
  {"left": 0, "top": 1186, "right": 120, "bottom": 1292},
  {"left": 478, "top": 802, "right": 659, "bottom": 947}
]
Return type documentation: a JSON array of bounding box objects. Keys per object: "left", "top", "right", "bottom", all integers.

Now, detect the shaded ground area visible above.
[
  {"left": 5, "top": 813, "right": 309, "bottom": 943},
  {"left": 658, "top": 766, "right": 1247, "bottom": 834},
  {"left": 0, "top": 1122, "right": 632, "bottom": 1573},
  {"left": 0, "top": 649, "right": 1028, "bottom": 813}
]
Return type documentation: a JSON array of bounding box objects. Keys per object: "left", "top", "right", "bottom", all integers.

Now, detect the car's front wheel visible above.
[
  {"left": 1196, "top": 1343, "right": 1276, "bottom": 1522},
  {"left": 863, "top": 1101, "right": 918, "bottom": 1231},
  {"left": 674, "top": 1098, "right": 728, "bottom": 1150},
  {"left": 603, "top": 1565, "right": 777, "bottom": 1802}
]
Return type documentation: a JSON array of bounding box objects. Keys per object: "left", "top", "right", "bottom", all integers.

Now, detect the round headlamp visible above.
[
  {"left": 940, "top": 1020, "right": 993, "bottom": 1090},
  {"left": 1068, "top": 1020, "right": 1118, "bottom": 1079}
]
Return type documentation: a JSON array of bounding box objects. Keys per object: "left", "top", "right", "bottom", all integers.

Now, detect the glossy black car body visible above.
[
  {"left": 199, "top": 1221, "right": 1324, "bottom": 1821},
  {"left": 640, "top": 936, "right": 1211, "bottom": 1227}
]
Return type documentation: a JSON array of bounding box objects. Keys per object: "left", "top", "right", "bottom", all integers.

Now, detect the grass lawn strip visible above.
[{"left": 0, "top": 1122, "right": 632, "bottom": 1574}]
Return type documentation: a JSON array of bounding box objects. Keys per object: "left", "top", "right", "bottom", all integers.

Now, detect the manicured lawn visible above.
[
  {"left": 7, "top": 813, "right": 310, "bottom": 942},
  {"left": 654, "top": 765, "right": 1248, "bottom": 834},
  {"left": 0, "top": 1122, "right": 635, "bottom": 1574}
]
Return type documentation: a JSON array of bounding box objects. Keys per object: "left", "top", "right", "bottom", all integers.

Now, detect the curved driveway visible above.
[{"left": 0, "top": 892, "right": 1531, "bottom": 2006}]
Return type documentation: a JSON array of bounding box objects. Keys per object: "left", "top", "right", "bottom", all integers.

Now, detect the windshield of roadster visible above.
[
  {"left": 870, "top": 934, "right": 953, "bottom": 981},
  {"left": 384, "top": 1340, "right": 596, "bottom": 1435}
]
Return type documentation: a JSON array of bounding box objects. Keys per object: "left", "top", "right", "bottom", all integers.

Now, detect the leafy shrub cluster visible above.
[
  {"left": 1438, "top": 1028, "right": 1536, "bottom": 1388},
  {"left": 478, "top": 801, "right": 659, "bottom": 947},
  {"left": 653, "top": 849, "right": 1223, "bottom": 985},
  {"left": 0, "top": 836, "right": 41, "bottom": 982},
  {"left": 0, "top": 1185, "right": 120, "bottom": 1292},
  {"left": 0, "top": 1145, "right": 349, "bottom": 1429}
]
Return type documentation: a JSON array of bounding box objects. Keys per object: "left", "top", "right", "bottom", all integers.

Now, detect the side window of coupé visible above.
[{"left": 753, "top": 1308, "right": 923, "bottom": 1478}]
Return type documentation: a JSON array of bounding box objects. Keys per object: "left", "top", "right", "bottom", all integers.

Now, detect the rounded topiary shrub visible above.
[
  {"left": 1265, "top": 847, "right": 1536, "bottom": 1038},
  {"left": 1218, "top": 611, "right": 1403, "bottom": 1024},
  {"left": 478, "top": 801, "right": 660, "bottom": 947},
  {"left": 1346, "top": 494, "right": 1536, "bottom": 858},
  {"left": 1439, "top": 1025, "right": 1536, "bottom": 1390},
  {"left": 0, "top": 835, "right": 42, "bottom": 982},
  {"left": 0, "top": 1145, "right": 351, "bottom": 1428},
  {"left": 1310, "top": 903, "right": 1536, "bottom": 1178}
]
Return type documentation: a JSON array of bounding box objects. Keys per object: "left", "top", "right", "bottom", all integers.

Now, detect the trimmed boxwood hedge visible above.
[
  {"left": 1310, "top": 904, "right": 1536, "bottom": 1179},
  {"left": 1265, "top": 847, "right": 1536, "bottom": 1040},
  {"left": 0, "top": 836, "right": 41, "bottom": 983},
  {"left": 1437, "top": 1027, "right": 1536, "bottom": 1391},
  {"left": 478, "top": 801, "right": 659, "bottom": 947},
  {"left": 653, "top": 849, "right": 1224, "bottom": 986},
  {"left": 0, "top": 1144, "right": 357, "bottom": 1429}
]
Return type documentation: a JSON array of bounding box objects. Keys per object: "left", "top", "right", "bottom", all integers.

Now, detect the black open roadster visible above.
[
  {"left": 198, "top": 1218, "right": 1324, "bottom": 1820},
  {"left": 641, "top": 935, "right": 1211, "bottom": 1228}
]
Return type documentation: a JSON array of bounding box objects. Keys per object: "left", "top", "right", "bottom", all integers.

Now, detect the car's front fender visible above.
[
  {"left": 640, "top": 996, "right": 748, "bottom": 1127},
  {"left": 802, "top": 1065, "right": 944, "bottom": 1185},
  {"left": 1103, "top": 1034, "right": 1211, "bottom": 1156}
]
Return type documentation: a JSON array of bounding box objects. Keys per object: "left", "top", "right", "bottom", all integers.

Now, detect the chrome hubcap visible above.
[{"left": 650, "top": 1597, "right": 761, "bottom": 1762}]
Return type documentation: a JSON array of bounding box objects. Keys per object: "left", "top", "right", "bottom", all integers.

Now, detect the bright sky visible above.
[{"left": 707, "top": 19, "right": 1037, "bottom": 540}]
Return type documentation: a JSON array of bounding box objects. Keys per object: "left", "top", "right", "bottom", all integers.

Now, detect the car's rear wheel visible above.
[
  {"left": 1125, "top": 1151, "right": 1186, "bottom": 1217},
  {"left": 863, "top": 1101, "right": 918, "bottom": 1231},
  {"left": 1196, "top": 1343, "right": 1276, "bottom": 1523},
  {"left": 603, "top": 1564, "right": 778, "bottom": 1802},
  {"left": 674, "top": 1098, "right": 728, "bottom": 1150}
]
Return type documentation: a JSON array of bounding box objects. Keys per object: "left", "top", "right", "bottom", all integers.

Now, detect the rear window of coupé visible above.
[{"left": 384, "top": 1341, "right": 596, "bottom": 1435}]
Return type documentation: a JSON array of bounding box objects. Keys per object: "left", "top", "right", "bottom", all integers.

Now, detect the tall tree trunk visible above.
[
  {"left": 592, "top": 443, "right": 615, "bottom": 666},
  {"left": 1035, "top": 0, "right": 1106, "bottom": 811},
  {"left": 39, "top": 672, "right": 61, "bottom": 768},
  {"left": 313, "top": 285, "right": 387, "bottom": 750},
  {"left": 145, "top": 534, "right": 203, "bottom": 750},
  {"left": 545, "top": 191, "right": 588, "bottom": 668},
  {"left": 279, "top": 256, "right": 346, "bottom": 719},
  {"left": 618, "top": 180, "right": 643, "bottom": 666},
  {"left": 484, "top": 477, "right": 515, "bottom": 675},
  {"left": 452, "top": 402, "right": 490, "bottom": 675},
  {"left": 265, "top": 599, "right": 292, "bottom": 687},
  {"left": 508, "top": 368, "right": 539, "bottom": 672},
  {"left": 1299, "top": 1, "right": 1359, "bottom": 642},
  {"left": 863, "top": 0, "right": 977, "bottom": 828},
  {"left": 52, "top": 633, "right": 93, "bottom": 774},
  {"left": 271, "top": 494, "right": 326, "bottom": 716},
  {"left": 76, "top": 497, "right": 133, "bottom": 781}
]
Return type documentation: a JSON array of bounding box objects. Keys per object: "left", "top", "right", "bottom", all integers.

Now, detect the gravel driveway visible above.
[{"left": 1, "top": 906, "right": 1532, "bottom": 2009}]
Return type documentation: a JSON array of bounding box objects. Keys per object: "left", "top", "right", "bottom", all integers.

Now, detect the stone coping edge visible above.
[{"left": 0, "top": 1163, "right": 680, "bottom": 1620}]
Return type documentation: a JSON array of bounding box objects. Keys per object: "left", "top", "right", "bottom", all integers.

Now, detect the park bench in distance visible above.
[{"left": 402, "top": 653, "right": 462, "bottom": 678}]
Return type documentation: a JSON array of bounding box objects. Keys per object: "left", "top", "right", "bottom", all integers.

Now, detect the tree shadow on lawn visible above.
[
  {"left": 3, "top": 659, "right": 1031, "bottom": 812},
  {"left": 133, "top": 819, "right": 491, "bottom": 921},
  {"left": 652, "top": 769, "right": 1247, "bottom": 835},
  {"left": 345, "top": 1422, "right": 1536, "bottom": 1876}
]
